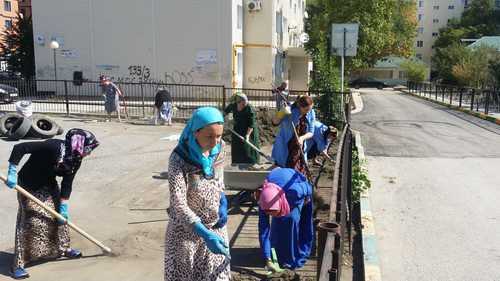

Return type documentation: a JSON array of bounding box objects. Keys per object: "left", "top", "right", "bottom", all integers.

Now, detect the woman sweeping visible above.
[
  {"left": 165, "top": 107, "right": 230, "bottom": 281},
  {"left": 271, "top": 95, "right": 315, "bottom": 177},
  {"left": 224, "top": 92, "right": 260, "bottom": 164},
  {"left": 4, "top": 129, "right": 100, "bottom": 279},
  {"left": 258, "top": 167, "right": 314, "bottom": 272}
]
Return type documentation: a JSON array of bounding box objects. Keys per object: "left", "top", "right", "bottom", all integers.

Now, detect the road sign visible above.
[{"left": 331, "top": 23, "right": 359, "bottom": 57}]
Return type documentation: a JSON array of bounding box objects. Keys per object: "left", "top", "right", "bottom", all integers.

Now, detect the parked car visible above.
[
  {"left": 349, "top": 77, "right": 388, "bottom": 89},
  {"left": 0, "top": 83, "right": 18, "bottom": 103}
]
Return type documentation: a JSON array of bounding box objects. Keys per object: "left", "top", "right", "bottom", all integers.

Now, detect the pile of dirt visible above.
[
  {"left": 230, "top": 269, "right": 302, "bottom": 281},
  {"left": 223, "top": 108, "right": 279, "bottom": 147}
]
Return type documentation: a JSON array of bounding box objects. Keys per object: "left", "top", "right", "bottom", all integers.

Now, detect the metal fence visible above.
[
  {"left": 0, "top": 79, "right": 350, "bottom": 121},
  {"left": 407, "top": 81, "right": 500, "bottom": 115},
  {"left": 317, "top": 101, "right": 353, "bottom": 281}
]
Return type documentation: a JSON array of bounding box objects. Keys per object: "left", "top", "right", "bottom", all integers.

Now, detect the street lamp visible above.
[{"left": 49, "top": 40, "right": 59, "bottom": 81}]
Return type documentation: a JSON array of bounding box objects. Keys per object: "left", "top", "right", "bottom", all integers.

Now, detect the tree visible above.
[
  {"left": 451, "top": 46, "right": 498, "bottom": 87},
  {"left": 489, "top": 60, "right": 500, "bottom": 87},
  {"left": 1, "top": 14, "right": 35, "bottom": 78},
  {"left": 432, "top": 44, "right": 471, "bottom": 84},
  {"left": 400, "top": 59, "right": 427, "bottom": 83}
]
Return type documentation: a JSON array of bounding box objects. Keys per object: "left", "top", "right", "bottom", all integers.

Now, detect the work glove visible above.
[
  {"left": 193, "top": 221, "right": 230, "bottom": 257},
  {"left": 214, "top": 192, "right": 228, "bottom": 229},
  {"left": 245, "top": 134, "right": 250, "bottom": 143},
  {"left": 59, "top": 202, "right": 69, "bottom": 222},
  {"left": 275, "top": 105, "right": 291, "bottom": 120},
  {"left": 6, "top": 163, "right": 17, "bottom": 189}
]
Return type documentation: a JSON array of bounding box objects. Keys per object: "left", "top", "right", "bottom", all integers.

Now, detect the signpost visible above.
[
  {"left": 331, "top": 23, "right": 359, "bottom": 121},
  {"left": 331, "top": 23, "right": 359, "bottom": 93}
]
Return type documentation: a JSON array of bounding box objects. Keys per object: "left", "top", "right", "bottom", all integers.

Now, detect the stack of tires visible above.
[{"left": 0, "top": 113, "right": 64, "bottom": 141}]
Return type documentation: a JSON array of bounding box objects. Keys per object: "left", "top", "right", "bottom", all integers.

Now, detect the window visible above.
[
  {"left": 433, "top": 19, "right": 439, "bottom": 23},
  {"left": 416, "top": 54, "right": 423, "bottom": 60},
  {"left": 419, "top": 1, "right": 424, "bottom": 7},
  {"left": 433, "top": 5, "right": 439, "bottom": 10},
  {"left": 432, "top": 32, "right": 439, "bottom": 37},
  {"left": 294, "top": 4, "right": 297, "bottom": 15},
  {"left": 276, "top": 11, "right": 283, "bottom": 35},
  {"left": 418, "top": 27, "right": 424, "bottom": 34},
  {"left": 237, "top": 53, "right": 243, "bottom": 80},
  {"left": 4, "top": 1, "right": 11, "bottom": 12},
  {"left": 448, "top": 5, "right": 455, "bottom": 9},
  {"left": 495, "top": 0, "right": 500, "bottom": 8},
  {"left": 237, "top": 5, "right": 243, "bottom": 30},
  {"left": 417, "top": 41, "right": 424, "bottom": 47},
  {"left": 4, "top": 19, "right": 12, "bottom": 29},
  {"left": 418, "top": 14, "right": 423, "bottom": 21},
  {"left": 398, "top": 71, "right": 407, "bottom": 79}
]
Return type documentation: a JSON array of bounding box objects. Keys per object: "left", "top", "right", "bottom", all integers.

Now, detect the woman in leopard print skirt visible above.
[
  {"left": 165, "top": 107, "right": 231, "bottom": 281},
  {"left": 5, "top": 129, "right": 99, "bottom": 279}
]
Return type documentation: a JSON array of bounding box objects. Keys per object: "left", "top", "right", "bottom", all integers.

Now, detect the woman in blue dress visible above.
[
  {"left": 257, "top": 167, "right": 314, "bottom": 272},
  {"left": 271, "top": 95, "right": 315, "bottom": 178}
]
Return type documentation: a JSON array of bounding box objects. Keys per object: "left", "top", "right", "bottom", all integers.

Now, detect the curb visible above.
[
  {"left": 402, "top": 90, "right": 500, "bottom": 126},
  {"left": 354, "top": 131, "right": 382, "bottom": 281},
  {"left": 351, "top": 91, "right": 364, "bottom": 114}
]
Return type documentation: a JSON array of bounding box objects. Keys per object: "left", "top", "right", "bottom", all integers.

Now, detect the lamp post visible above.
[{"left": 49, "top": 40, "right": 59, "bottom": 81}]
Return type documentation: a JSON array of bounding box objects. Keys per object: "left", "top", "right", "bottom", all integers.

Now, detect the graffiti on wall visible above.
[{"left": 248, "top": 75, "right": 266, "bottom": 84}]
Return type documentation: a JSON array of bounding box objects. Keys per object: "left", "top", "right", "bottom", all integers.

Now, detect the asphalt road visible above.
[{"left": 351, "top": 89, "right": 500, "bottom": 281}]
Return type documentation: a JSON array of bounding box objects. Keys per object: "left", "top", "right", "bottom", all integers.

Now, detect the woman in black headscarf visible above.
[{"left": 4, "top": 129, "right": 99, "bottom": 279}]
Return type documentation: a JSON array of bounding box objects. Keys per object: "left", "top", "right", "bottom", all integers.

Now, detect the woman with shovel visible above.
[
  {"left": 257, "top": 167, "right": 314, "bottom": 272},
  {"left": 165, "top": 107, "right": 230, "bottom": 281},
  {"left": 224, "top": 92, "right": 260, "bottom": 164},
  {"left": 4, "top": 128, "right": 99, "bottom": 279},
  {"left": 271, "top": 95, "right": 315, "bottom": 178}
]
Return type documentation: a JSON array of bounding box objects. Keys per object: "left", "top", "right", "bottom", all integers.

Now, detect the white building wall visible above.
[{"left": 32, "top": 0, "right": 241, "bottom": 87}]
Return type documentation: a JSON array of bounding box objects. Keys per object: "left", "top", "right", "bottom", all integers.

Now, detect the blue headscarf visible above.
[{"left": 176, "top": 107, "right": 224, "bottom": 177}]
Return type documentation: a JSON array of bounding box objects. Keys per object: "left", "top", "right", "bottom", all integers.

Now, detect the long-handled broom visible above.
[{"left": 0, "top": 174, "right": 114, "bottom": 256}]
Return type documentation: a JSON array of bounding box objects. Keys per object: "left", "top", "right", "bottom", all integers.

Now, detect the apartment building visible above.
[
  {"left": 242, "top": 0, "right": 309, "bottom": 90},
  {"left": 415, "top": 0, "right": 469, "bottom": 65},
  {"left": 0, "top": 0, "right": 18, "bottom": 34},
  {"left": 0, "top": 0, "right": 18, "bottom": 71},
  {"left": 32, "top": 0, "right": 309, "bottom": 90}
]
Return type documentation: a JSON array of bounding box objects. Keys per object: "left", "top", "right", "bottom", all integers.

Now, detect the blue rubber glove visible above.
[
  {"left": 6, "top": 163, "right": 17, "bottom": 189},
  {"left": 214, "top": 192, "right": 228, "bottom": 229},
  {"left": 59, "top": 202, "right": 69, "bottom": 222},
  {"left": 193, "top": 221, "right": 230, "bottom": 257}
]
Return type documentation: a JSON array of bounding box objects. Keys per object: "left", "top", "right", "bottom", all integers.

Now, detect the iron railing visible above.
[
  {"left": 317, "top": 98, "right": 353, "bottom": 281},
  {"left": 407, "top": 81, "right": 500, "bottom": 115}
]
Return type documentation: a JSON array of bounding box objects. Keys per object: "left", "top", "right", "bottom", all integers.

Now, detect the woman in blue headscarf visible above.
[
  {"left": 271, "top": 95, "right": 315, "bottom": 178},
  {"left": 164, "top": 107, "right": 230, "bottom": 281}
]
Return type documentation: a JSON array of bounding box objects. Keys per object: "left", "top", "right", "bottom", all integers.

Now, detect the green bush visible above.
[
  {"left": 352, "top": 147, "right": 371, "bottom": 203},
  {"left": 400, "top": 59, "right": 427, "bottom": 83}
]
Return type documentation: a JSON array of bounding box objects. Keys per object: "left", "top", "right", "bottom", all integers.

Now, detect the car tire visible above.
[
  {"left": 7, "top": 117, "right": 32, "bottom": 140},
  {"left": 377, "top": 85, "right": 383, "bottom": 90},
  {"left": 355, "top": 85, "right": 360, "bottom": 89},
  {"left": 0, "top": 113, "right": 22, "bottom": 136},
  {"left": 28, "top": 115, "right": 59, "bottom": 139}
]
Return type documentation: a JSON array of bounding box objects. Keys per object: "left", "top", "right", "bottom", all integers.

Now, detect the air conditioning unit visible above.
[{"left": 248, "top": 0, "right": 262, "bottom": 12}]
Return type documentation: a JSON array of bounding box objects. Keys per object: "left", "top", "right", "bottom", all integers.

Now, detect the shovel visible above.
[
  {"left": 227, "top": 128, "right": 273, "bottom": 163},
  {"left": 1, "top": 174, "right": 114, "bottom": 256}
]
